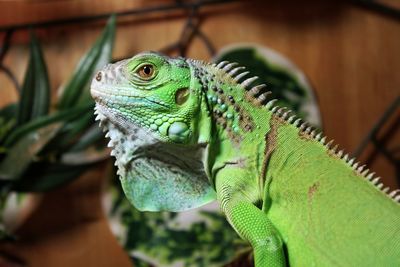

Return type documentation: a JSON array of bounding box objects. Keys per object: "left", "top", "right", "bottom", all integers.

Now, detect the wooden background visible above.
[{"left": 0, "top": 1, "right": 399, "bottom": 266}]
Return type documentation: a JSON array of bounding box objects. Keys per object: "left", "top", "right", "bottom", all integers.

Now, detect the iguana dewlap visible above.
[{"left": 91, "top": 52, "right": 400, "bottom": 267}]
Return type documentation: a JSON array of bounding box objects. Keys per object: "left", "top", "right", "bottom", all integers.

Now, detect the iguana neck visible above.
[
  {"left": 188, "top": 59, "right": 272, "bottom": 144},
  {"left": 187, "top": 59, "right": 275, "bottom": 185}
]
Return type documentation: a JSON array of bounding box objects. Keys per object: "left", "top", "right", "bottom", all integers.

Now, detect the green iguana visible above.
[{"left": 90, "top": 51, "right": 400, "bottom": 266}]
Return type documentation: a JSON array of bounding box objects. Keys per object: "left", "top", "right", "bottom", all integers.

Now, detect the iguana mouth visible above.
[{"left": 91, "top": 86, "right": 171, "bottom": 112}]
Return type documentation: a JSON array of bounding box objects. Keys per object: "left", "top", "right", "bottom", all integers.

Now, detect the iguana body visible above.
[{"left": 91, "top": 52, "right": 400, "bottom": 266}]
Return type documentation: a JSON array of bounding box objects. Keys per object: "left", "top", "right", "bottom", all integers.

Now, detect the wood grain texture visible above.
[{"left": 0, "top": 1, "right": 399, "bottom": 266}]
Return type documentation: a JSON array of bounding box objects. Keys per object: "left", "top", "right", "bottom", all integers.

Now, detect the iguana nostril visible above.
[{"left": 96, "top": 71, "right": 102, "bottom": 81}]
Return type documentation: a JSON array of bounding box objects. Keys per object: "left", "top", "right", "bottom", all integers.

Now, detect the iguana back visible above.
[{"left": 264, "top": 112, "right": 400, "bottom": 266}]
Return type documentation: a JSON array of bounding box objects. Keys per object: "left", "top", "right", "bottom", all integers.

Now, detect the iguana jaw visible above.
[
  {"left": 93, "top": 104, "right": 156, "bottom": 172},
  {"left": 93, "top": 103, "right": 204, "bottom": 176}
]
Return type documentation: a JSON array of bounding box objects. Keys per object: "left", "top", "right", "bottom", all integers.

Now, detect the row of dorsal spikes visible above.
[
  {"left": 213, "top": 61, "right": 272, "bottom": 103},
  {"left": 269, "top": 100, "right": 400, "bottom": 203},
  {"left": 213, "top": 60, "right": 400, "bottom": 203}
]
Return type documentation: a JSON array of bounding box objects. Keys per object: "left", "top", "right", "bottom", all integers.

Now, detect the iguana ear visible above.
[{"left": 121, "top": 156, "right": 216, "bottom": 212}]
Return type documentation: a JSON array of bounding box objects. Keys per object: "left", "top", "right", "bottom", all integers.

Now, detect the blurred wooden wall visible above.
[{"left": 0, "top": 0, "right": 399, "bottom": 266}]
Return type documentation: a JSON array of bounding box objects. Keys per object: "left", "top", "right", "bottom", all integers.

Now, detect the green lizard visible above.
[{"left": 90, "top": 51, "right": 400, "bottom": 266}]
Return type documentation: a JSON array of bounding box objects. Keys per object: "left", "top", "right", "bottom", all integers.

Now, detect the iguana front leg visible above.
[{"left": 215, "top": 168, "right": 285, "bottom": 267}]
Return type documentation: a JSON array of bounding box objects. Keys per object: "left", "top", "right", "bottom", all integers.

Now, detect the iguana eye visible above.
[{"left": 137, "top": 64, "right": 155, "bottom": 79}]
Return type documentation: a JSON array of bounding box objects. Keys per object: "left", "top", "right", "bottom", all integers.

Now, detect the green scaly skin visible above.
[{"left": 91, "top": 52, "right": 400, "bottom": 267}]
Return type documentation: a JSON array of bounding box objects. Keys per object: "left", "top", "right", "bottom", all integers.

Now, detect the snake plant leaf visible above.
[
  {"left": 58, "top": 15, "right": 116, "bottom": 109},
  {"left": 60, "top": 125, "right": 110, "bottom": 165},
  {"left": 43, "top": 15, "right": 116, "bottom": 152},
  {"left": 39, "top": 111, "right": 95, "bottom": 153},
  {"left": 61, "top": 145, "right": 109, "bottom": 165},
  {"left": 11, "top": 161, "right": 93, "bottom": 192},
  {"left": 0, "top": 103, "right": 17, "bottom": 120},
  {"left": 0, "top": 224, "right": 16, "bottom": 241},
  {"left": 3, "top": 103, "right": 93, "bottom": 147},
  {"left": 16, "top": 31, "right": 50, "bottom": 126},
  {"left": 66, "top": 124, "right": 105, "bottom": 152},
  {"left": 0, "top": 123, "right": 61, "bottom": 181},
  {"left": 0, "top": 104, "right": 17, "bottom": 146}
]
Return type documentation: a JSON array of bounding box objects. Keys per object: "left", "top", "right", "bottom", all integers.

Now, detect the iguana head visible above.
[
  {"left": 90, "top": 52, "right": 216, "bottom": 212},
  {"left": 91, "top": 51, "right": 203, "bottom": 144}
]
